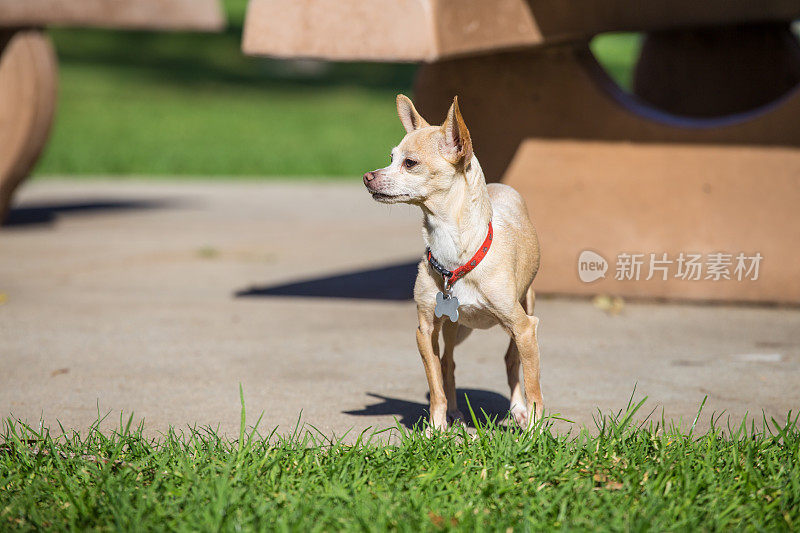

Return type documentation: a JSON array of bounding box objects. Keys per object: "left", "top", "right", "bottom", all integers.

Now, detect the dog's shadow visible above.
[{"left": 343, "top": 389, "right": 511, "bottom": 429}]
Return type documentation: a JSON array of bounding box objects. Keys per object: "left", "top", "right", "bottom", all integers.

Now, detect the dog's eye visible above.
[{"left": 404, "top": 158, "right": 418, "bottom": 169}]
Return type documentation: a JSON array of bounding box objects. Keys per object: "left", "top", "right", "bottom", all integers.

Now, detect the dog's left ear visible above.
[
  {"left": 440, "top": 96, "right": 473, "bottom": 168},
  {"left": 397, "top": 94, "right": 429, "bottom": 133}
]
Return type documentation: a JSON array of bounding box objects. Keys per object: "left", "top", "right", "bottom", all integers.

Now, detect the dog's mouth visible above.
[{"left": 370, "top": 192, "right": 412, "bottom": 204}]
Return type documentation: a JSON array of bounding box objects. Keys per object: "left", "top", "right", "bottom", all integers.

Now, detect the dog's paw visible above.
[
  {"left": 512, "top": 403, "right": 546, "bottom": 432},
  {"left": 425, "top": 412, "right": 450, "bottom": 436},
  {"left": 510, "top": 404, "right": 528, "bottom": 428},
  {"left": 447, "top": 410, "right": 465, "bottom": 426},
  {"left": 425, "top": 422, "right": 450, "bottom": 437}
]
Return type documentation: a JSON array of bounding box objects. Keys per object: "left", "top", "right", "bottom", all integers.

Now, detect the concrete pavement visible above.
[{"left": 1, "top": 180, "right": 798, "bottom": 438}]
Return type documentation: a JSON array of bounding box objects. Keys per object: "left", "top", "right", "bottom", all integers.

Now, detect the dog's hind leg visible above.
[
  {"left": 504, "top": 339, "right": 527, "bottom": 427},
  {"left": 441, "top": 321, "right": 464, "bottom": 425},
  {"left": 524, "top": 285, "right": 536, "bottom": 316},
  {"left": 510, "top": 302, "right": 544, "bottom": 428},
  {"left": 505, "top": 285, "right": 541, "bottom": 428}
]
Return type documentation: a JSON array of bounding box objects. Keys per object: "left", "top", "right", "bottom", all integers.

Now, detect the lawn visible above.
[
  {"left": 34, "top": 1, "right": 639, "bottom": 178},
  {"left": 2, "top": 398, "right": 798, "bottom": 531}
]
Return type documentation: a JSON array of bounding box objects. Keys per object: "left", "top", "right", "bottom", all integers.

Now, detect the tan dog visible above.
[{"left": 363, "top": 95, "right": 543, "bottom": 430}]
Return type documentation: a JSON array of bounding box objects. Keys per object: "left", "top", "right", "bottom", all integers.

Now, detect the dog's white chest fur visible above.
[
  {"left": 424, "top": 214, "right": 498, "bottom": 329},
  {"left": 448, "top": 282, "right": 497, "bottom": 329}
]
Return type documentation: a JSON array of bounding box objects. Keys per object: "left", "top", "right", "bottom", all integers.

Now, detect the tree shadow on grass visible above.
[
  {"left": 4, "top": 199, "right": 172, "bottom": 228},
  {"left": 343, "top": 389, "right": 511, "bottom": 429},
  {"left": 52, "top": 26, "right": 418, "bottom": 92}
]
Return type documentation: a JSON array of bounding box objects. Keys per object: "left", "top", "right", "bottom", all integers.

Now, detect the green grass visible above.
[
  {"left": 33, "top": 1, "right": 640, "bottom": 178},
  {"left": 2, "top": 395, "right": 798, "bottom": 531},
  {"left": 35, "top": 0, "right": 416, "bottom": 178},
  {"left": 590, "top": 33, "right": 642, "bottom": 91},
  {"left": 40, "top": 64, "right": 405, "bottom": 178}
]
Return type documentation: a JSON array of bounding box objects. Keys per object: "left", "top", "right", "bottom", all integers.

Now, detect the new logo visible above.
[{"left": 577, "top": 250, "right": 608, "bottom": 283}]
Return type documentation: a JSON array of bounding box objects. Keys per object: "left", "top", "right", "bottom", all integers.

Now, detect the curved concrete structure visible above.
[
  {"left": 0, "top": 30, "right": 57, "bottom": 223},
  {"left": 0, "top": 0, "right": 224, "bottom": 31},
  {"left": 0, "top": 0, "right": 224, "bottom": 223},
  {"left": 504, "top": 140, "right": 800, "bottom": 303},
  {"left": 633, "top": 24, "right": 800, "bottom": 118},
  {"left": 242, "top": 0, "right": 800, "bottom": 61},
  {"left": 240, "top": 0, "right": 800, "bottom": 303},
  {"left": 413, "top": 45, "right": 800, "bottom": 181}
]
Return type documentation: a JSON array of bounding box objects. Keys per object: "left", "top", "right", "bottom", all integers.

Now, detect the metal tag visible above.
[{"left": 434, "top": 291, "right": 459, "bottom": 322}]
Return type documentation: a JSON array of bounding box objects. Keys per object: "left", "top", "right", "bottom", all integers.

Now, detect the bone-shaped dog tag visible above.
[{"left": 434, "top": 292, "right": 459, "bottom": 322}]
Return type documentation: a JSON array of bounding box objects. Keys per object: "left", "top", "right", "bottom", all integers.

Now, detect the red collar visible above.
[{"left": 426, "top": 221, "right": 493, "bottom": 286}]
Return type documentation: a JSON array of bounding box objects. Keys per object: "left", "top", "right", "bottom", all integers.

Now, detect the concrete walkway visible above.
[{"left": 1, "top": 180, "right": 798, "bottom": 438}]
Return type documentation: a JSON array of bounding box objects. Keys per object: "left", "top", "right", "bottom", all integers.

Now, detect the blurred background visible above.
[
  {"left": 2, "top": 0, "right": 799, "bottom": 436},
  {"left": 34, "top": 0, "right": 651, "bottom": 179}
]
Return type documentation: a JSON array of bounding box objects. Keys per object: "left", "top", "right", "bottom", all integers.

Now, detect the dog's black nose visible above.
[{"left": 363, "top": 172, "right": 375, "bottom": 184}]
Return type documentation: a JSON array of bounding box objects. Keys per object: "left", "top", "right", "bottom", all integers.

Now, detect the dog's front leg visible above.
[
  {"left": 507, "top": 305, "right": 544, "bottom": 428},
  {"left": 416, "top": 310, "right": 448, "bottom": 431},
  {"left": 441, "top": 321, "right": 464, "bottom": 425}
]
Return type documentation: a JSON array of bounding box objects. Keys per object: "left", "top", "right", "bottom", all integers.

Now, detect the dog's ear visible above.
[
  {"left": 396, "top": 94, "right": 429, "bottom": 133},
  {"left": 440, "top": 96, "right": 473, "bottom": 168}
]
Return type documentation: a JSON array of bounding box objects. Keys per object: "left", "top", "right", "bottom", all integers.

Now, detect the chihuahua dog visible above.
[{"left": 363, "top": 95, "right": 543, "bottom": 430}]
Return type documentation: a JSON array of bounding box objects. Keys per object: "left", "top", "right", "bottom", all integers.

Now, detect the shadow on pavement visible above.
[
  {"left": 4, "top": 199, "right": 171, "bottom": 228},
  {"left": 235, "top": 260, "right": 420, "bottom": 301},
  {"left": 343, "top": 389, "right": 511, "bottom": 429}
]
